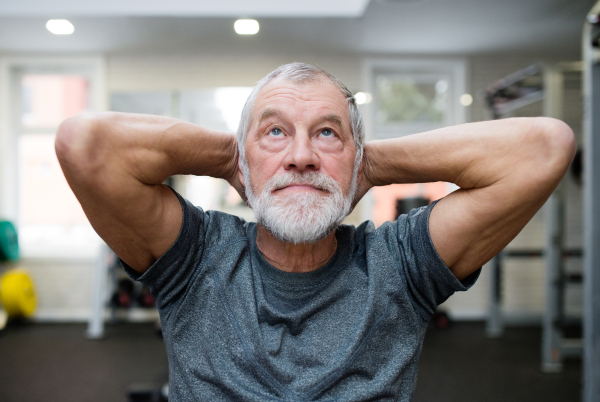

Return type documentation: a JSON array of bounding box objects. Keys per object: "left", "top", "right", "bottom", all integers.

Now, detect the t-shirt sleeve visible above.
[
  {"left": 385, "top": 200, "right": 480, "bottom": 320},
  {"left": 119, "top": 189, "right": 206, "bottom": 311}
]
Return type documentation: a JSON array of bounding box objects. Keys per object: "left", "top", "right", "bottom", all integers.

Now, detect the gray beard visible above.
[{"left": 242, "top": 167, "right": 356, "bottom": 244}]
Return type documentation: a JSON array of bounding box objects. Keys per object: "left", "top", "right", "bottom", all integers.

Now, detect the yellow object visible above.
[{"left": 0, "top": 269, "right": 36, "bottom": 317}]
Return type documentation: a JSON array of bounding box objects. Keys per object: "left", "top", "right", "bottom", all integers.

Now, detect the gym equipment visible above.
[
  {"left": 127, "top": 382, "right": 168, "bottom": 402},
  {"left": 486, "top": 64, "right": 544, "bottom": 119},
  {"left": 136, "top": 285, "right": 156, "bottom": 309},
  {"left": 582, "top": 4, "right": 600, "bottom": 400},
  {"left": 394, "top": 197, "right": 430, "bottom": 219},
  {"left": 0, "top": 269, "right": 36, "bottom": 318},
  {"left": 0, "top": 221, "right": 23, "bottom": 330},
  {"left": 111, "top": 278, "right": 134, "bottom": 309},
  {"left": 485, "top": 62, "right": 584, "bottom": 374},
  {"left": 87, "top": 244, "right": 160, "bottom": 339},
  {"left": 431, "top": 311, "right": 451, "bottom": 330},
  {"left": 0, "top": 221, "right": 19, "bottom": 262}
]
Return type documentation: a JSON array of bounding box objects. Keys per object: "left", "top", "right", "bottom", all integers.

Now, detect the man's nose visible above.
[{"left": 283, "top": 132, "right": 320, "bottom": 172}]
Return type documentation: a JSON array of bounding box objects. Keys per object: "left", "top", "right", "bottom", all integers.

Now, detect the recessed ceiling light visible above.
[
  {"left": 234, "top": 19, "right": 259, "bottom": 35},
  {"left": 376, "top": 0, "right": 430, "bottom": 6},
  {"left": 46, "top": 19, "right": 74, "bottom": 35}
]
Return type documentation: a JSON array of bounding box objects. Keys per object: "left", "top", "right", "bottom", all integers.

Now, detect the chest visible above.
[{"left": 162, "top": 246, "right": 428, "bottom": 399}]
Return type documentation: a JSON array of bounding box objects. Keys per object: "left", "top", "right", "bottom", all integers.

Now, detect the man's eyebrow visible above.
[
  {"left": 259, "top": 108, "right": 278, "bottom": 123},
  {"left": 321, "top": 114, "right": 343, "bottom": 127}
]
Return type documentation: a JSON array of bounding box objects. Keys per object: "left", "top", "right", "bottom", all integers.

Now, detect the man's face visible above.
[{"left": 240, "top": 78, "right": 359, "bottom": 243}]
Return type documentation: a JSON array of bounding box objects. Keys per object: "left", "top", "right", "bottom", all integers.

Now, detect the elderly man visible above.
[{"left": 56, "top": 63, "right": 574, "bottom": 401}]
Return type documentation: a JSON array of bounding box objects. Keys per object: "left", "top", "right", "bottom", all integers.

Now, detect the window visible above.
[
  {"left": 375, "top": 74, "right": 448, "bottom": 125},
  {"left": 21, "top": 75, "right": 89, "bottom": 128},
  {"left": 18, "top": 133, "right": 99, "bottom": 256},
  {"left": 363, "top": 59, "right": 468, "bottom": 224},
  {"left": 367, "top": 59, "right": 467, "bottom": 139},
  {"left": 180, "top": 88, "right": 254, "bottom": 220},
  {"left": 2, "top": 59, "right": 105, "bottom": 258},
  {"left": 109, "top": 87, "right": 255, "bottom": 222}
]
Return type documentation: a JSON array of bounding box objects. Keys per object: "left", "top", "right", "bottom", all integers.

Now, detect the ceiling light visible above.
[
  {"left": 460, "top": 94, "right": 473, "bottom": 106},
  {"left": 46, "top": 19, "right": 74, "bottom": 35},
  {"left": 376, "top": 0, "right": 430, "bottom": 6},
  {"left": 234, "top": 19, "right": 259, "bottom": 35},
  {"left": 354, "top": 92, "right": 372, "bottom": 105}
]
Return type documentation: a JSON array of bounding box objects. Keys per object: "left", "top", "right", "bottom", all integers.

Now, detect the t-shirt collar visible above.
[{"left": 247, "top": 223, "right": 350, "bottom": 291}]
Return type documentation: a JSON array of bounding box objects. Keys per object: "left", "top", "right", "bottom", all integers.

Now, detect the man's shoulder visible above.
[
  {"left": 341, "top": 220, "right": 375, "bottom": 239},
  {"left": 184, "top": 201, "right": 251, "bottom": 248},
  {"left": 346, "top": 203, "right": 435, "bottom": 249},
  {"left": 344, "top": 218, "right": 396, "bottom": 241},
  {"left": 203, "top": 208, "right": 249, "bottom": 229},
  {"left": 338, "top": 219, "right": 401, "bottom": 245}
]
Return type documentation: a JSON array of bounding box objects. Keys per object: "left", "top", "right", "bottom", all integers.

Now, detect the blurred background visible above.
[{"left": 0, "top": 0, "right": 598, "bottom": 401}]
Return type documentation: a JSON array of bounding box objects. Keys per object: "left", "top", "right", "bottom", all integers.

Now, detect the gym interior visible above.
[{"left": 0, "top": 1, "right": 599, "bottom": 401}]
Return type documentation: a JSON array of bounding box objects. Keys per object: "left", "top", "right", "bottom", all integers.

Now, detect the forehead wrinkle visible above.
[{"left": 257, "top": 78, "right": 346, "bottom": 108}]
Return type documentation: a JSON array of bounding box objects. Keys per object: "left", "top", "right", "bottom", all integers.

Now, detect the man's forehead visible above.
[{"left": 252, "top": 78, "right": 349, "bottom": 122}]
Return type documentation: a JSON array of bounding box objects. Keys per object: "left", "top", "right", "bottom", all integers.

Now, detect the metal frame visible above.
[
  {"left": 582, "top": 3, "right": 600, "bottom": 400},
  {"left": 542, "top": 180, "right": 566, "bottom": 372},
  {"left": 541, "top": 65, "right": 572, "bottom": 373},
  {"left": 86, "top": 244, "right": 112, "bottom": 339},
  {"left": 485, "top": 63, "right": 585, "bottom": 373},
  {"left": 486, "top": 254, "right": 503, "bottom": 337}
]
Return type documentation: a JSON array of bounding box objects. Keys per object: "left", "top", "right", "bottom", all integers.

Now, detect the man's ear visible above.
[
  {"left": 352, "top": 158, "right": 373, "bottom": 209},
  {"left": 234, "top": 164, "right": 249, "bottom": 205},
  {"left": 356, "top": 161, "right": 363, "bottom": 188},
  {"left": 238, "top": 165, "right": 245, "bottom": 187}
]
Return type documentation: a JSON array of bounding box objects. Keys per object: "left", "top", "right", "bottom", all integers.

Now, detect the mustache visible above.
[{"left": 262, "top": 171, "right": 342, "bottom": 194}]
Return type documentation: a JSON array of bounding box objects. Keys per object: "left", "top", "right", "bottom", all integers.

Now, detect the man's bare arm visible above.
[
  {"left": 359, "top": 117, "right": 576, "bottom": 281},
  {"left": 55, "top": 112, "right": 241, "bottom": 273}
]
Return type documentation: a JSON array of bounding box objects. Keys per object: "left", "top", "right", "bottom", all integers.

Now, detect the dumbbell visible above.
[{"left": 111, "top": 279, "right": 134, "bottom": 308}]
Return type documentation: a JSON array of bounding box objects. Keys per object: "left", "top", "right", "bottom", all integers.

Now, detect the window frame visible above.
[
  {"left": 0, "top": 56, "right": 106, "bottom": 260},
  {"left": 358, "top": 58, "right": 468, "bottom": 223},
  {"left": 363, "top": 58, "right": 469, "bottom": 140}
]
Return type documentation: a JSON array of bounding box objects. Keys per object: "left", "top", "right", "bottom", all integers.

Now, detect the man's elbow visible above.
[
  {"left": 531, "top": 117, "right": 576, "bottom": 180},
  {"left": 55, "top": 113, "right": 104, "bottom": 174}
]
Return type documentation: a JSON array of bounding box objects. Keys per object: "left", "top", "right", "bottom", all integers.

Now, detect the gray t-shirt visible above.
[{"left": 122, "top": 191, "right": 479, "bottom": 401}]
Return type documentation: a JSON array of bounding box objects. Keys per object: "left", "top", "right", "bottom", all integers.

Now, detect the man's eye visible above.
[
  {"left": 320, "top": 128, "right": 334, "bottom": 137},
  {"left": 269, "top": 128, "right": 283, "bottom": 137}
]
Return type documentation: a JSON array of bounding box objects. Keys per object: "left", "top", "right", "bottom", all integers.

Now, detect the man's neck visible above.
[{"left": 256, "top": 224, "right": 338, "bottom": 273}]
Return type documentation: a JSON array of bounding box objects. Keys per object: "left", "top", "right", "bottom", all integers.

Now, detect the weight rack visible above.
[
  {"left": 484, "top": 62, "right": 585, "bottom": 373},
  {"left": 87, "top": 244, "right": 159, "bottom": 339},
  {"left": 582, "top": 4, "right": 600, "bottom": 400}
]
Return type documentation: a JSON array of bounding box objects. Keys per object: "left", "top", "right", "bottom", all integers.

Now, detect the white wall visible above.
[{"left": 107, "top": 52, "right": 363, "bottom": 92}]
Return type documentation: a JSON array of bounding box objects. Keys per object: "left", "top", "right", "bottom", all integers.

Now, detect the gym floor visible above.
[{"left": 0, "top": 321, "right": 582, "bottom": 402}]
